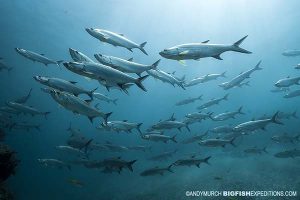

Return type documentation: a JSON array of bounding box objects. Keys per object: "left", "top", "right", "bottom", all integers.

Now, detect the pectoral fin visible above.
[
  {"left": 179, "top": 50, "right": 189, "bottom": 55},
  {"left": 212, "top": 55, "right": 223, "bottom": 60}
]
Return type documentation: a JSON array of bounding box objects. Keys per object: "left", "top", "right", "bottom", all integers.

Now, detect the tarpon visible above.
[
  {"left": 199, "top": 138, "right": 236, "bottom": 148},
  {"left": 140, "top": 165, "right": 173, "bottom": 176},
  {"left": 85, "top": 28, "right": 148, "bottom": 55},
  {"left": 197, "top": 94, "right": 229, "bottom": 110},
  {"left": 219, "top": 61, "right": 262, "bottom": 90},
  {"left": 185, "top": 112, "right": 213, "bottom": 121},
  {"left": 101, "top": 157, "right": 137, "bottom": 172},
  {"left": 282, "top": 50, "right": 300, "bottom": 57},
  {"left": 212, "top": 106, "right": 244, "bottom": 121},
  {"left": 159, "top": 35, "right": 251, "bottom": 61},
  {"left": 69, "top": 48, "right": 94, "bottom": 63},
  {"left": 42, "top": 88, "right": 111, "bottom": 123},
  {"left": 140, "top": 133, "right": 177, "bottom": 143},
  {"left": 147, "top": 69, "right": 185, "bottom": 89},
  {"left": 148, "top": 149, "right": 177, "bottom": 161},
  {"left": 175, "top": 95, "right": 202, "bottom": 106},
  {"left": 275, "top": 76, "right": 300, "bottom": 87},
  {"left": 93, "top": 93, "right": 118, "bottom": 105},
  {"left": 284, "top": 89, "right": 300, "bottom": 98},
  {"left": 15, "top": 48, "right": 63, "bottom": 66},
  {"left": 181, "top": 131, "right": 208, "bottom": 144},
  {"left": 244, "top": 146, "right": 268, "bottom": 154},
  {"left": 271, "top": 133, "right": 300, "bottom": 144},
  {"left": 63, "top": 62, "right": 148, "bottom": 92},
  {"left": 6, "top": 101, "right": 50, "bottom": 118},
  {"left": 34, "top": 76, "right": 97, "bottom": 99},
  {"left": 150, "top": 120, "right": 190, "bottom": 132},
  {"left": 94, "top": 54, "right": 160, "bottom": 76},
  {"left": 274, "top": 149, "right": 300, "bottom": 158},
  {"left": 101, "top": 120, "right": 142, "bottom": 133},
  {"left": 233, "top": 112, "right": 283, "bottom": 132},
  {"left": 173, "top": 156, "right": 211, "bottom": 168},
  {"left": 38, "top": 159, "right": 71, "bottom": 170}
]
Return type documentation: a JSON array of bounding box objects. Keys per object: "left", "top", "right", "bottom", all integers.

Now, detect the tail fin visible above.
[
  {"left": 221, "top": 71, "right": 226, "bottom": 78},
  {"left": 231, "top": 35, "right": 252, "bottom": 54},
  {"left": 139, "top": 42, "right": 148, "bottom": 55},
  {"left": 135, "top": 75, "right": 149, "bottom": 91},
  {"left": 238, "top": 106, "right": 245, "bottom": 114},
  {"left": 171, "top": 135, "right": 177, "bottom": 143},
  {"left": 167, "top": 165, "right": 174, "bottom": 173},
  {"left": 150, "top": 59, "right": 160, "bottom": 70},
  {"left": 137, "top": 123, "right": 143, "bottom": 133},
  {"left": 203, "top": 156, "right": 211, "bottom": 165},
  {"left": 103, "top": 112, "right": 112, "bottom": 123},
  {"left": 127, "top": 160, "right": 137, "bottom": 172},
  {"left": 198, "top": 95, "right": 203, "bottom": 100},
  {"left": 271, "top": 111, "right": 283, "bottom": 125},
  {"left": 112, "top": 98, "right": 118, "bottom": 105},
  {"left": 254, "top": 60, "right": 262, "bottom": 70},
  {"left": 178, "top": 82, "right": 186, "bottom": 90},
  {"left": 223, "top": 94, "right": 229, "bottom": 100},
  {"left": 88, "top": 87, "right": 98, "bottom": 99},
  {"left": 44, "top": 112, "right": 51, "bottom": 119},
  {"left": 230, "top": 137, "right": 236, "bottom": 147},
  {"left": 80, "top": 139, "right": 93, "bottom": 154}
]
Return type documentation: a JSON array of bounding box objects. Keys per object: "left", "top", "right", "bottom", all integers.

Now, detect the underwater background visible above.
[{"left": 0, "top": 0, "right": 300, "bottom": 199}]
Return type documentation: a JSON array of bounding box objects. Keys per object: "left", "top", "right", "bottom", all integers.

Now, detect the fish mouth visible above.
[
  {"left": 85, "top": 28, "right": 94, "bottom": 34},
  {"left": 63, "top": 62, "right": 70, "bottom": 68}
]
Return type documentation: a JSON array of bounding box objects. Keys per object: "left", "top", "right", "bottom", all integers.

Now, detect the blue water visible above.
[{"left": 1, "top": 0, "right": 300, "bottom": 199}]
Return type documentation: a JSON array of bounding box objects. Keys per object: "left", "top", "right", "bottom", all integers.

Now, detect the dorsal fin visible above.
[
  {"left": 123, "top": 120, "right": 128, "bottom": 122},
  {"left": 40, "top": 53, "right": 45, "bottom": 56},
  {"left": 127, "top": 58, "right": 133, "bottom": 62},
  {"left": 287, "top": 76, "right": 290, "bottom": 78},
  {"left": 118, "top": 33, "right": 124, "bottom": 36},
  {"left": 69, "top": 81, "right": 77, "bottom": 84},
  {"left": 202, "top": 40, "right": 209, "bottom": 43}
]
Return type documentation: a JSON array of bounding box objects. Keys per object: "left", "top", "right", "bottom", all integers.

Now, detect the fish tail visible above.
[
  {"left": 44, "top": 112, "right": 51, "bottom": 119},
  {"left": 88, "top": 87, "right": 98, "bottom": 99},
  {"left": 112, "top": 98, "right": 118, "bottom": 105},
  {"left": 127, "top": 160, "right": 137, "bottom": 172},
  {"left": 204, "top": 156, "right": 211, "bottom": 165},
  {"left": 103, "top": 112, "right": 113, "bottom": 124},
  {"left": 271, "top": 111, "right": 284, "bottom": 125},
  {"left": 151, "top": 59, "right": 161, "bottom": 70},
  {"left": 139, "top": 42, "right": 148, "bottom": 55},
  {"left": 171, "top": 135, "right": 177, "bottom": 143},
  {"left": 135, "top": 75, "right": 149, "bottom": 91},
  {"left": 231, "top": 35, "right": 252, "bottom": 54},
  {"left": 137, "top": 123, "right": 143, "bottom": 133},
  {"left": 167, "top": 164, "right": 174, "bottom": 173},
  {"left": 221, "top": 71, "right": 227, "bottom": 77}
]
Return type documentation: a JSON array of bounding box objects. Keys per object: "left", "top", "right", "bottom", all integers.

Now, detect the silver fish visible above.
[
  {"left": 159, "top": 36, "right": 251, "bottom": 61},
  {"left": 94, "top": 54, "right": 160, "bottom": 76},
  {"left": 85, "top": 28, "right": 147, "bottom": 55},
  {"left": 15, "top": 48, "right": 63, "bottom": 66}
]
